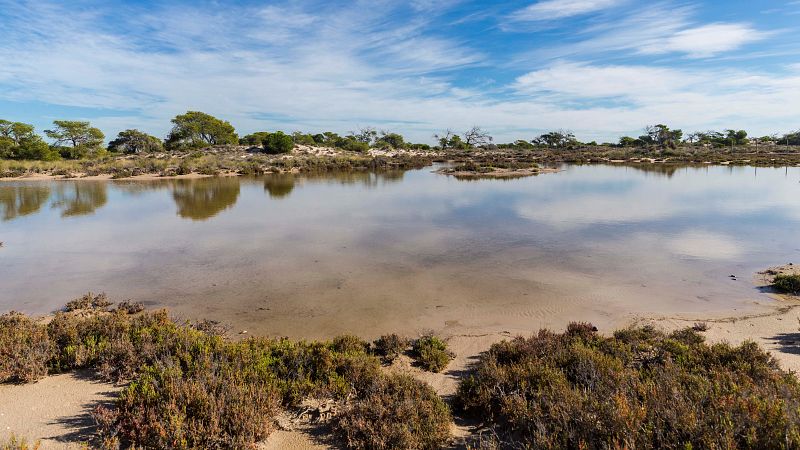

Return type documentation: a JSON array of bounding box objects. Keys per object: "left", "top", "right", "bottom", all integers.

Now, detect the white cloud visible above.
[
  {"left": 514, "top": 5, "right": 766, "bottom": 60},
  {"left": 639, "top": 23, "right": 767, "bottom": 58},
  {"left": 666, "top": 230, "right": 743, "bottom": 260},
  {"left": 511, "top": 0, "right": 623, "bottom": 21},
  {"left": 0, "top": 0, "right": 797, "bottom": 144},
  {"left": 514, "top": 62, "right": 695, "bottom": 98}
]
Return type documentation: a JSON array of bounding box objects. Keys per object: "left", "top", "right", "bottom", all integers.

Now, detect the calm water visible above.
[{"left": 2, "top": 165, "right": 799, "bottom": 337}]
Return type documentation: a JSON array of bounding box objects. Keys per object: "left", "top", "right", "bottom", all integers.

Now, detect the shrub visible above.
[
  {"left": 334, "top": 374, "right": 452, "bottom": 449},
  {"left": 773, "top": 274, "right": 800, "bottom": 294},
  {"left": 373, "top": 334, "right": 411, "bottom": 363},
  {"left": 116, "top": 300, "right": 145, "bottom": 314},
  {"left": 63, "top": 292, "right": 112, "bottom": 311},
  {"left": 95, "top": 358, "right": 281, "bottom": 449},
  {"left": 413, "top": 335, "right": 453, "bottom": 373},
  {"left": 456, "top": 323, "right": 800, "bottom": 449},
  {"left": 333, "top": 335, "right": 370, "bottom": 354},
  {"left": 262, "top": 131, "right": 294, "bottom": 154},
  {"left": 237, "top": 337, "right": 380, "bottom": 406},
  {"left": 0, "top": 313, "right": 51, "bottom": 383}
]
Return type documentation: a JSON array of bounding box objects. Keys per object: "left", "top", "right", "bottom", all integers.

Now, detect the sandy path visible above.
[{"left": 0, "top": 370, "right": 122, "bottom": 449}]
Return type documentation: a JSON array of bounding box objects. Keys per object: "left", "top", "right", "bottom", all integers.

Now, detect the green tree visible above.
[
  {"left": 640, "top": 124, "right": 682, "bottom": 149},
  {"left": 618, "top": 136, "right": 640, "bottom": 147},
  {"left": 291, "top": 132, "right": 316, "bottom": 146},
  {"left": 45, "top": 120, "right": 104, "bottom": 159},
  {"left": 376, "top": 132, "right": 406, "bottom": 149},
  {"left": 240, "top": 131, "right": 272, "bottom": 146},
  {"left": 0, "top": 120, "right": 59, "bottom": 160},
  {"left": 262, "top": 131, "right": 294, "bottom": 154},
  {"left": 533, "top": 130, "right": 578, "bottom": 148},
  {"left": 725, "top": 129, "right": 748, "bottom": 146},
  {"left": 108, "top": 129, "right": 163, "bottom": 154},
  {"left": 165, "top": 111, "right": 238, "bottom": 150}
]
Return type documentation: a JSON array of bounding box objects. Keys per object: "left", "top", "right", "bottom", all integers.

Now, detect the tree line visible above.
[{"left": 2, "top": 112, "right": 799, "bottom": 161}]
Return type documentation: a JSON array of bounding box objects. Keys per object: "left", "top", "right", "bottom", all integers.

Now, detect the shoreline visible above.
[{"left": 2, "top": 266, "right": 798, "bottom": 448}]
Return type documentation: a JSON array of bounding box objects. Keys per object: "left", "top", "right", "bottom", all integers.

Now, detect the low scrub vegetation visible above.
[
  {"left": 373, "top": 333, "right": 411, "bottom": 363},
  {"left": 0, "top": 313, "right": 51, "bottom": 383},
  {"left": 773, "top": 273, "right": 800, "bottom": 294},
  {"left": 335, "top": 373, "right": 452, "bottom": 449},
  {"left": 0, "top": 295, "right": 449, "bottom": 449},
  {"left": 6, "top": 297, "right": 800, "bottom": 449},
  {"left": 413, "top": 335, "right": 453, "bottom": 372},
  {"left": 457, "top": 322, "right": 800, "bottom": 449}
]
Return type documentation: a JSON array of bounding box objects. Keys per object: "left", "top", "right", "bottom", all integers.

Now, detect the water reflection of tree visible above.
[
  {"left": 613, "top": 164, "right": 699, "bottom": 178},
  {"left": 51, "top": 182, "right": 108, "bottom": 217},
  {"left": 172, "top": 177, "right": 240, "bottom": 220},
  {"left": 0, "top": 184, "right": 51, "bottom": 221},
  {"left": 308, "top": 170, "right": 406, "bottom": 188},
  {"left": 263, "top": 174, "right": 296, "bottom": 199}
]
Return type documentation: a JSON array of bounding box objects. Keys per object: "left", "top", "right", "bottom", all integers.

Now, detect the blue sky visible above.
[{"left": 1, "top": 0, "right": 799, "bottom": 143}]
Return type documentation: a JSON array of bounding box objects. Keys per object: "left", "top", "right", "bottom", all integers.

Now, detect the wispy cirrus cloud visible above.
[
  {"left": 510, "top": 0, "right": 625, "bottom": 21},
  {"left": 0, "top": 0, "right": 798, "bottom": 144}
]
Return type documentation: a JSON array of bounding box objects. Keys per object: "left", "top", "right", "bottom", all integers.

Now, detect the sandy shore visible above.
[
  {"left": 0, "top": 171, "right": 239, "bottom": 181},
  {"left": 2, "top": 266, "right": 798, "bottom": 449},
  {"left": 0, "top": 371, "right": 122, "bottom": 449}
]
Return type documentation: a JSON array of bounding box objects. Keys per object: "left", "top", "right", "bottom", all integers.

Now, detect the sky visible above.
[{"left": 1, "top": 0, "right": 799, "bottom": 144}]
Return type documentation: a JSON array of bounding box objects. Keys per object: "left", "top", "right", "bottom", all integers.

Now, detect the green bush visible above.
[
  {"left": 456, "top": 323, "right": 800, "bottom": 449},
  {"left": 773, "top": 274, "right": 800, "bottom": 294},
  {"left": 335, "top": 374, "right": 452, "bottom": 449},
  {"left": 413, "top": 335, "right": 453, "bottom": 372},
  {"left": 333, "top": 334, "right": 370, "bottom": 354},
  {"left": 373, "top": 334, "right": 411, "bottom": 363},
  {"left": 0, "top": 313, "right": 51, "bottom": 383},
  {"left": 263, "top": 131, "right": 294, "bottom": 154}
]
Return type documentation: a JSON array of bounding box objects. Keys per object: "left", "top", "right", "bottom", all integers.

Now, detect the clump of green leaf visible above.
[
  {"left": 773, "top": 273, "right": 800, "bottom": 294},
  {"left": 413, "top": 335, "right": 453, "bottom": 373}
]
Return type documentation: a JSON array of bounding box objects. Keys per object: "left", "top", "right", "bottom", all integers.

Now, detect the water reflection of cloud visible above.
[
  {"left": 665, "top": 230, "right": 743, "bottom": 260},
  {"left": 514, "top": 166, "right": 800, "bottom": 229}
]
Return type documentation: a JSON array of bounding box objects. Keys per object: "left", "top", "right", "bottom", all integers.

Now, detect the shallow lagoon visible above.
[{"left": 2, "top": 165, "right": 799, "bottom": 338}]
